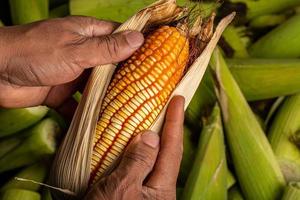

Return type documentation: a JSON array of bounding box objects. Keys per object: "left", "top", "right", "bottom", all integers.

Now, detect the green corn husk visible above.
[
  {"left": 72, "top": 91, "right": 82, "bottom": 103},
  {"left": 224, "top": 0, "right": 300, "bottom": 20},
  {"left": 46, "top": 109, "right": 67, "bottom": 131},
  {"left": 178, "top": 126, "right": 196, "bottom": 186},
  {"left": 228, "top": 59, "right": 300, "bottom": 101},
  {"left": 250, "top": 15, "right": 300, "bottom": 58},
  {"left": 0, "top": 118, "right": 60, "bottom": 173},
  {"left": 42, "top": 189, "right": 53, "bottom": 200},
  {"left": 70, "top": 0, "right": 212, "bottom": 22},
  {"left": 228, "top": 187, "right": 244, "bottom": 200},
  {"left": 282, "top": 182, "right": 300, "bottom": 200},
  {"left": 249, "top": 14, "right": 286, "bottom": 28},
  {"left": 227, "top": 169, "right": 236, "bottom": 189},
  {"left": 0, "top": 137, "right": 22, "bottom": 158},
  {"left": 176, "top": 187, "right": 183, "bottom": 200},
  {"left": 221, "top": 25, "right": 249, "bottom": 58},
  {"left": 265, "top": 96, "right": 285, "bottom": 127},
  {"left": 9, "top": 0, "right": 49, "bottom": 25},
  {"left": 49, "top": 3, "right": 69, "bottom": 18},
  {"left": 186, "top": 58, "right": 300, "bottom": 125},
  {"left": 0, "top": 20, "right": 3, "bottom": 26},
  {"left": 1, "top": 162, "right": 48, "bottom": 192},
  {"left": 0, "top": 106, "right": 49, "bottom": 138},
  {"left": 268, "top": 94, "right": 300, "bottom": 182},
  {"left": 210, "top": 48, "right": 285, "bottom": 200},
  {"left": 0, "top": 189, "right": 41, "bottom": 200},
  {"left": 182, "top": 105, "right": 227, "bottom": 200}
]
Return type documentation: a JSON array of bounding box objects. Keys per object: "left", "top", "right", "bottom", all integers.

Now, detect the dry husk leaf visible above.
[{"left": 50, "top": 0, "right": 235, "bottom": 199}]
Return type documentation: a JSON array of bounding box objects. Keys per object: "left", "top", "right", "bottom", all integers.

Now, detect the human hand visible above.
[
  {"left": 84, "top": 96, "right": 184, "bottom": 200},
  {"left": 0, "top": 16, "right": 144, "bottom": 109}
]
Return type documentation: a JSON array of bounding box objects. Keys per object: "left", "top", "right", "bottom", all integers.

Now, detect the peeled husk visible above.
[{"left": 50, "top": 0, "right": 235, "bottom": 199}]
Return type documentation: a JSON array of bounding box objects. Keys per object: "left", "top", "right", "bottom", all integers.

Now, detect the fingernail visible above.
[
  {"left": 125, "top": 31, "right": 144, "bottom": 48},
  {"left": 141, "top": 131, "right": 159, "bottom": 148}
]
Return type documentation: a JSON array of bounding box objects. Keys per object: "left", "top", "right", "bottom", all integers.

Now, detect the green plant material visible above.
[
  {"left": 0, "top": 106, "right": 49, "bottom": 138},
  {"left": 69, "top": 0, "right": 212, "bottom": 22},
  {"left": 282, "top": 182, "right": 300, "bottom": 200},
  {"left": 178, "top": 126, "right": 196, "bottom": 186},
  {"left": 250, "top": 15, "right": 300, "bottom": 58},
  {"left": 72, "top": 91, "right": 82, "bottom": 103},
  {"left": 9, "top": 0, "right": 49, "bottom": 25},
  {"left": 1, "top": 162, "right": 48, "bottom": 192},
  {"left": 176, "top": 187, "right": 183, "bottom": 200},
  {"left": 0, "top": 189, "right": 41, "bottom": 200},
  {"left": 185, "top": 70, "right": 215, "bottom": 127},
  {"left": 249, "top": 14, "right": 286, "bottom": 28},
  {"left": 0, "top": 118, "right": 60, "bottom": 173},
  {"left": 265, "top": 96, "right": 285, "bottom": 127},
  {"left": 227, "top": 169, "right": 236, "bottom": 189},
  {"left": 0, "top": 20, "right": 3, "bottom": 26},
  {"left": 182, "top": 105, "right": 227, "bottom": 200},
  {"left": 186, "top": 58, "right": 300, "bottom": 124},
  {"left": 221, "top": 25, "right": 249, "bottom": 58},
  {"left": 228, "top": 187, "right": 244, "bottom": 200},
  {"left": 268, "top": 94, "right": 300, "bottom": 182},
  {"left": 42, "top": 189, "right": 53, "bottom": 200},
  {"left": 210, "top": 48, "right": 285, "bottom": 200},
  {"left": 46, "top": 109, "right": 67, "bottom": 130},
  {"left": 227, "top": 0, "right": 300, "bottom": 20},
  {"left": 228, "top": 58, "right": 300, "bottom": 100},
  {"left": 49, "top": 3, "right": 69, "bottom": 18},
  {"left": 0, "top": 137, "right": 22, "bottom": 159}
]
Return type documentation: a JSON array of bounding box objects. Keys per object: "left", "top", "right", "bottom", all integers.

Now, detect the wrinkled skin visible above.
[{"left": 0, "top": 16, "right": 184, "bottom": 200}]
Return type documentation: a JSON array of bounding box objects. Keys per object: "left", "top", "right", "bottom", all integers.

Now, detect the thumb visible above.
[
  {"left": 76, "top": 31, "right": 144, "bottom": 68},
  {"left": 113, "top": 131, "right": 160, "bottom": 183}
]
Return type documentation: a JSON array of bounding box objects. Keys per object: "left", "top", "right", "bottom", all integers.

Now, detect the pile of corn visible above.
[{"left": 1, "top": 0, "right": 300, "bottom": 200}]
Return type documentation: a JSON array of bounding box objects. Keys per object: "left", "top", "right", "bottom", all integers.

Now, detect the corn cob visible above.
[
  {"left": 0, "top": 189, "right": 41, "bottom": 200},
  {"left": 0, "top": 106, "right": 49, "bottom": 138},
  {"left": 90, "top": 25, "right": 189, "bottom": 183},
  {"left": 282, "top": 182, "right": 300, "bottom": 200},
  {"left": 210, "top": 48, "right": 285, "bottom": 200}
]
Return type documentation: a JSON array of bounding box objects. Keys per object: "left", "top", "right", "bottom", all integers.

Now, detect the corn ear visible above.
[
  {"left": 282, "top": 182, "right": 300, "bottom": 200},
  {"left": 228, "top": 187, "right": 244, "bottom": 200},
  {"left": 9, "top": 0, "right": 49, "bottom": 24},
  {"left": 0, "top": 118, "right": 60, "bottom": 173},
  {"left": 0, "top": 106, "right": 49, "bottom": 138},
  {"left": 1, "top": 162, "right": 48, "bottom": 192},
  {"left": 227, "top": 58, "right": 300, "bottom": 101},
  {"left": 250, "top": 15, "right": 300, "bottom": 58},
  {"left": 0, "top": 189, "right": 41, "bottom": 200},
  {"left": 182, "top": 104, "right": 227, "bottom": 200},
  {"left": 268, "top": 94, "right": 300, "bottom": 182},
  {"left": 210, "top": 48, "right": 285, "bottom": 200}
]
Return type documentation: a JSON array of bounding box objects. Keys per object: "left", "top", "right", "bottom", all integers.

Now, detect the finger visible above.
[
  {"left": 146, "top": 96, "right": 185, "bottom": 188},
  {"left": 112, "top": 131, "right": 160, "bottom": 183},
  {"left": 72, "top": 30, "right": 144, "bottom": 68},
  {"left": 64, "top": 16, "right": 119, "bottom": 37}
]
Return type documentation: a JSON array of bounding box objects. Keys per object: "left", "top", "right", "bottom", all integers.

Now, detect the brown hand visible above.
[
  {"left": 85, "top": 96, "right": 185, "bottom": 200},
  {"left": 0, "top": 16, "right": 144, "bottom": 108}
]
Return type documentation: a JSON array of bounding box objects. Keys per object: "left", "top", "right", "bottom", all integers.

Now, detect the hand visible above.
[
  {"left": 0, "top": 16, "right": 144, "bottom": 109},
  {"left": 85, "top": 96, "right": 185, "bottom": 200}
]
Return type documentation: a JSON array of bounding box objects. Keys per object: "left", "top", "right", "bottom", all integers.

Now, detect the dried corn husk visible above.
[{"left": 50, "top": 0, "right": 234, "bottom": 199}]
